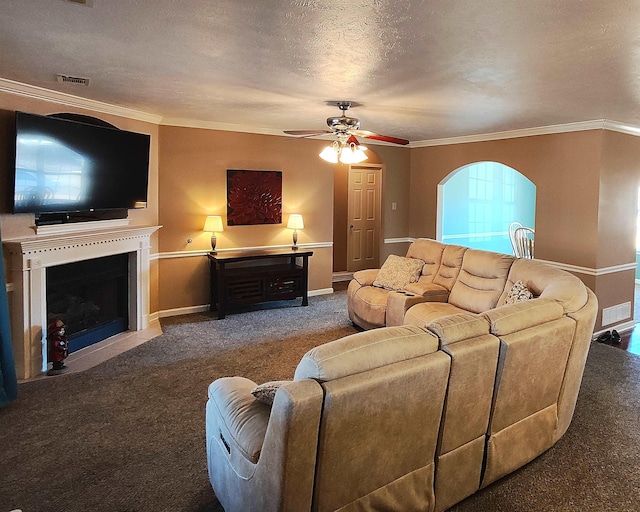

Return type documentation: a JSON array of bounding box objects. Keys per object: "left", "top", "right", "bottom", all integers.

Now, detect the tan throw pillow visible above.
[
  {"left": 504, "top": 280, "right": 534, "bottom": 305},
  {"left": 251, "top": 380, "right": 290, "bottom": 405},
  {"left": 372, "top": 255, "right": 425, "bottom": 291}
]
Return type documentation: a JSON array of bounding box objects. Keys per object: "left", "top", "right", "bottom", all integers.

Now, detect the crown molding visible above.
[
  {"left": 0, "top": 78, "right": 162, "bottom": 124},
  {"left": 160, "top": 116, "right": 287, "bottom": 137},
  {"left": 601, "top": 120, "right": 640, "bottom": 137},
  {"left": 409, "top": 120, "right": 609, "bottom": 147},
  {"left": 159, "top": 117, "right": 406, "bottom": 146},
  {"left": 4, "top": 78, "right": 640, "bottom": 143}
]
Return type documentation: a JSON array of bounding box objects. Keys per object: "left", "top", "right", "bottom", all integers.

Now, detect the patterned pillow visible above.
[
  {"left": 504, "top": 280, "right": 534, "bottom": 305},
  {"left": 250, "top": 380, "right": 290, "bottom": 405},
  {"left": 372, "top": 255, "right": 425, "bottom": 291}
]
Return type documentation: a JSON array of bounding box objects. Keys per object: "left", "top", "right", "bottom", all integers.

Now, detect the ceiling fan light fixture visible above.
[
  {"left": 319, "top": 145, "right": 339, "bottom": 163},
  {"left": 320, "top": 140, "right": 368, "bottom": 164},
  {"left": 339, "top": 143, "right": 368, "bottom": 164}
]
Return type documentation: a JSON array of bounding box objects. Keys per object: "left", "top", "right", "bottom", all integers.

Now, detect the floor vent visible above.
[
  {"left": 57, "top": 74, "right": 90, "bottom": 86},
  {"left": 66, "top": 0, "right": 93, "bottom": 5},
  {"left": 602, "top": 302, "right": 632, "bottom": 327}
]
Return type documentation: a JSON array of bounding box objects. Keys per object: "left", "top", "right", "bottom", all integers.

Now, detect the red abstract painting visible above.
[{"left": 227, "top": 170, "right": 283, "bottom": 226}]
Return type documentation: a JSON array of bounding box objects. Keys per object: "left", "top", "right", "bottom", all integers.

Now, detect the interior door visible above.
[{"left": 347, "top": 164, "right": 382, "bottom": 272}]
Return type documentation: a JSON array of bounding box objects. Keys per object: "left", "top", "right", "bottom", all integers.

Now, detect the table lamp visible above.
[
  {"left": 287, "top": 214, "right": 304, "bottom": 250},
  {"left": 204, "top": 215, "right": 224, "bottom": 252}
]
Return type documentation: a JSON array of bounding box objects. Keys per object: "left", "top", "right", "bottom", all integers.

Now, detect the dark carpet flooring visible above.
[{"left": 1, "top": 289, "right": 639, "bottom": 512}]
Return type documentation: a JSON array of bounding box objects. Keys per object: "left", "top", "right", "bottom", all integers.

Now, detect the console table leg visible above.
[{"left": 301, "top": 254, "right": 309, "bottom": 306}]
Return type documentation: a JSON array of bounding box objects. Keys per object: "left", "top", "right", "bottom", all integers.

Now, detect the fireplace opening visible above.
[{"left": 46, "top": 253, "right": 129, "bottom": 353}]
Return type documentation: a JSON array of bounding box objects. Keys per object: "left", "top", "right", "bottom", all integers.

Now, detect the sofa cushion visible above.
[
  {"left": 404, "top": 302, "right": 469, "bottom": 327},
  {"left": 448, "top": 249, "right": 515, "bottom": 313},
  {"left": 504, "top": 280, "right": 534, "bottom": 305},
  {"left": 349, "top": 285, "right": 390, "bottom": 327},
  {"left": 373, "top": 255, "right": 425, "bottom": 290},
  {"left": 251, "top": 380, "right": 291, "bottom": 405},
  {"left": 294, "top": 325, "right": 439, "bottom": 382}
]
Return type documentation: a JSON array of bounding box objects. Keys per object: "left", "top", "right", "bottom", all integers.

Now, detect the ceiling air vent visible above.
[
  {"left": 66, "top": 0, "right": 92, "bottom": 5},
  {"left": 56, "top": 74, "right": 90, "bottom": 86}
]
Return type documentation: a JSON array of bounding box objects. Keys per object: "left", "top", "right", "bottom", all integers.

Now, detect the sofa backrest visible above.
[
  {"left": 433, "top": 243, "right": 467, "bottom": 291},
  {"left": 497, "top": 258, "right": 588, "bottom": 314},
  {"left": 294, "top": 325, "right": 439, "bottom": 382},
  {"left": 448, "top": 248, "right": 515, "bottom": 313},
  {"left": 406, "top": 238, "right": 446, "bottom": 281}
]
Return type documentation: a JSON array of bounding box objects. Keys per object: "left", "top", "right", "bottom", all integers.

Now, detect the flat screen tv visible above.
[{"left": 12, "top": 111, "right": 150, "bottom": 220}]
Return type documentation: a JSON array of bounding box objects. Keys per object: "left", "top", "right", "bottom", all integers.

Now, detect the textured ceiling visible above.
[{"left": 2, "top": 0, "right": 640, "bottom": 142}]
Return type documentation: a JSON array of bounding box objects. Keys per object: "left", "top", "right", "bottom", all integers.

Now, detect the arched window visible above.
[{"left": 437, "top": 161, "right": 536, "bottom": 255}]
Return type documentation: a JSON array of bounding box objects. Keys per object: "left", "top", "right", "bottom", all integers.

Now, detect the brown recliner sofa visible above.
[{"left": 206, "top": 240, "right": 597, "bottom": 511}]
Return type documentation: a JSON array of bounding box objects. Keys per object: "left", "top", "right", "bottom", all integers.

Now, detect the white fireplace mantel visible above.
[{"left": 3, "top": 225, "right": 161, "bottom": 379}]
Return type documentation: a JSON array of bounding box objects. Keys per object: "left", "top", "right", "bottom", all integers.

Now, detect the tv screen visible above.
[{"left": 13, "top": 111, "right": 150, "bottom": 215}]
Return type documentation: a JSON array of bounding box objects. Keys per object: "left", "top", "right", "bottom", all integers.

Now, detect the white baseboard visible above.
[
  {"left": 158, "top": 304, "right": 210, "bottom": 318},
  {"left": 592, "top": 319, "right": 636, "bottom": 339},
  {"left": 158, "top": 287, "right": 336, "bottom": 318},
  {"left": 332, "top": 272, "right": 353, "bottom": 282},
  {"left": 310, "top": 287, "right": 334, "bottom": 296}
]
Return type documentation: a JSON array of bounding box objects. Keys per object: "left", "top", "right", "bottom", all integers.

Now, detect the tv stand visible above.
[
  {"left": 208, "top": 249, "right": 313, "bottom": 319},
  {"left": 35, "top": 209, "right": 128, "bottom": 226}
]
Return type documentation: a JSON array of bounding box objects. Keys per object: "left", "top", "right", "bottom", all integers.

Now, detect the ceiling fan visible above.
[{"left": 284, "top": 101, "right": 409, "bottom": 163}]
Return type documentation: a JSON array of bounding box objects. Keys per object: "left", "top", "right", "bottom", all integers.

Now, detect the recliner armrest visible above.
[
  {"left": 352, "top": 268, "right": 379, "bottom": 287},
  {"left": 483, "top": 298, "right": 564, "bottom": 336},
  {"left": 404, "top": 281, "right": 449, "bottom": 301},
  {"left": 427, "top": 313, "right": 490, "bottom": 346},
  {"left": 208, "top": 377, "right": 270, "bottom": 464}
]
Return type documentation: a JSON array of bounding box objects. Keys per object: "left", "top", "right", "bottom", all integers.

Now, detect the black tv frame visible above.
[{"left": 12, "top": 112, "right": 148, "bottom": 226}]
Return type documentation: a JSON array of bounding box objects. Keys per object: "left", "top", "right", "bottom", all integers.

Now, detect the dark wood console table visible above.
[{"left": 208, "top": 249, "right": 313, "bottom": 319}]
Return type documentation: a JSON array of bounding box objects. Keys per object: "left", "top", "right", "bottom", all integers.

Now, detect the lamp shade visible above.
[
  {"left": 287, "top": 214, "right": 304, "bottom": 230},
  {"left": 339, "top": 146, "right": 368, "bottom": 164},
  {"left": 319, "top": 145, "right": 339, "bottom": 163},
  {"left": 204, "top": 215, "right": 224, "bottom": 233}
]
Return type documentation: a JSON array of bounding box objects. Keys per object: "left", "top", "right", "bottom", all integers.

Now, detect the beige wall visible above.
[
  {"left": 157, "top": 125, "right": 335, "bottom": 312},
  {"left": 591, "top": 130, "right": 640, "bottom": 328},
  {"left": 409, "top": 131, "right": 603, "bottom": 266},
  {"left": 409, "top": 130, "right": 640, "bottom": 330}
]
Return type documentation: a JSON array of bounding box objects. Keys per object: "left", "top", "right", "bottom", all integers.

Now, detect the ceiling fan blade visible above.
[
  {"left": 352, "top": 130, "right": 410, "bottom": 145},
  {"left": 283, "top": 129, "right": 332, "bottom": 136}
]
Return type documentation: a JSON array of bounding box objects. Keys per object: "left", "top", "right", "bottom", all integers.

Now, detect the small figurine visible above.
[{"left": 46, "top": 319, "right": 69, "bottom": 376}]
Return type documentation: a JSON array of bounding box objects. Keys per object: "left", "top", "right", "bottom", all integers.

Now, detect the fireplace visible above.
[
  {"left": 47, "top": 253, "right": 129, "bottom": 353},
  {"left": 3, "top": 223, "right": 160, "bottom": 379}
]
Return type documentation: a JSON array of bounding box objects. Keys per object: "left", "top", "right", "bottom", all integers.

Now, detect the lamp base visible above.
[{"left": 210, "top": 234, "right": 217, "bottom": 253}]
